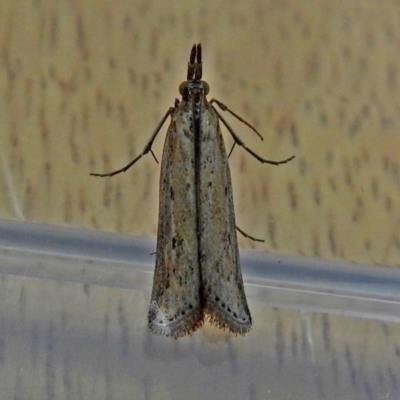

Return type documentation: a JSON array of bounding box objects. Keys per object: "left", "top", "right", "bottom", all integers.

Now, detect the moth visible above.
[{"left": 91, "top": 44, "right": 294, "bottom": 338}]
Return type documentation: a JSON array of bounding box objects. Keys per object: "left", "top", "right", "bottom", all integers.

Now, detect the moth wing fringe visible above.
[
  {"left": 148, "top": 304, "right": 205, "bottom": 338},
  {"left": 205, "top": 307, "right": 252, "bottom": 336}
]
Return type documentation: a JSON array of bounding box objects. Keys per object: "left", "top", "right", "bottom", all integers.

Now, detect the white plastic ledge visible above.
[{"left": 0, "top": 218, "right": 399, "bottom": 324}]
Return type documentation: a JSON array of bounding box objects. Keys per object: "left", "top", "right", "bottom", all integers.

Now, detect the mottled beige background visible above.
[{"left": 1, "top": 1, "right": 399, "bottom": 266}]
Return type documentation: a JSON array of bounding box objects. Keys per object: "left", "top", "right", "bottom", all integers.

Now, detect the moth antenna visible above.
[
  {"left": 194, "top": 43, "right": 202, "bottom": 81},
  {"left": 196, "top": 43, "right": 202, "bottom": 64},
  {"left": 189, "top": 44, "right": 196, "bottom": 64},
  {"left": 187, "top": 44, "right": 196, "bottom": 80}
]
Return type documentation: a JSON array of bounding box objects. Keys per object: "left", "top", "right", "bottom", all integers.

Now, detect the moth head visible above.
[{"left": 179, "top": 80, "right": 210, "bottom": 99}]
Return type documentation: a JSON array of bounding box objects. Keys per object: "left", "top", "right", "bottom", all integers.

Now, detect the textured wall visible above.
[{"left": 1, "top": 1, "right": 400, "bottom": 266}]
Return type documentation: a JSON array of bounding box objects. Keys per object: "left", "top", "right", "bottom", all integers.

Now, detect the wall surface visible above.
[{"left": 1, "top": 1, "right": 399, "bottom": 265}]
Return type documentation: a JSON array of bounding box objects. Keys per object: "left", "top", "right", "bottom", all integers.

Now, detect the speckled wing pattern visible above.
[
  {"left": 198, "top": 101, "right": 252, "bottom": 334},
  {"left": 148, "top": 102, "right": 204, "bottom": 337},
  {"left": 148, "top": 43, "right": 252, "bottom": 338}
]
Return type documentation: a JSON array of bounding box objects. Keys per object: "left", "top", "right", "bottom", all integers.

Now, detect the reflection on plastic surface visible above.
[{"left": 0, "top": 219, "right": 400, "bottom": 399}]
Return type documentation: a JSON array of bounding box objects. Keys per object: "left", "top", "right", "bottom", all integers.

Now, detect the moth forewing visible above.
[
  {"left": 198, "top": 102, "right": 252, "bottom": 334},
  {"left": 148, "top": 102, "right": 204, "bottom": 338}
]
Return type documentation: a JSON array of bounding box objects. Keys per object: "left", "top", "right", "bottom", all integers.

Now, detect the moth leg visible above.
[
  {"left": 236, "top": 225, "right": 264, "bottom": 243},
  {"left": 90, "top": 106, "right": 175, "bottom": 177},
  {"left": 210, "top": 98, "right": 263, "bottom": 141},
  {"left": 212, "top": 105, "right": 295, "bottom": 166},
  {"left": 227, "top": 142, "right": 236, "bottom": 159}
]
